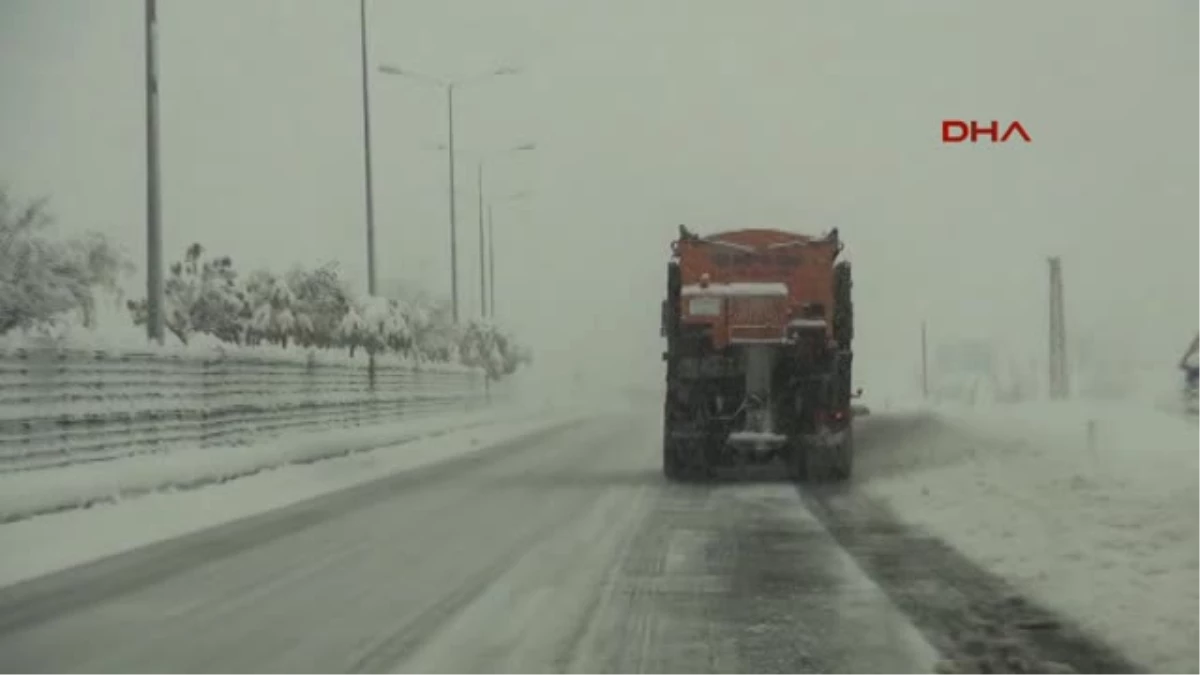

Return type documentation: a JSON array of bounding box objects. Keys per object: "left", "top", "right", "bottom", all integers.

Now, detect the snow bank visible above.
[
  {"left": 1124, "top": 366, "right": 1198, "bottom": 416},
  {"left": 0, "top": 342, "right": 490, "bottom": 471},
  {"left": 0, "top": 329, "right": 475, "bottom": 374},
  {"left": 856, "top": 401, "right": 1198, "bottom": 673},
  {"left": 0, "top": 398, "right": 552, "bottom": 524},
  {"left": 0, "top": 412, "right": 591, "bottom": 589}
]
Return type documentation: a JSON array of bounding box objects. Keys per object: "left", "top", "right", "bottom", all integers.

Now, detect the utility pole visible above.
[
  {"left": 358, "top": 0, "right": 377, "bottom": 296},
  {"left": 921, "top": 320, "right": 928, "bottom": 399},
  {"left": 472, "top": 159, "right": 482, "bottom": 314},
  {"left": 446, "top": 86, "right": 459, "bottom": 322},
  {"left": 1048, "top": 256, "right": 1069, "bottom": 399},
  {"left": 487, "top": 203, "right": 495, "bottom": 319},
  {"left": 144, "top": 0, "right": 164, "bottom": 344}
]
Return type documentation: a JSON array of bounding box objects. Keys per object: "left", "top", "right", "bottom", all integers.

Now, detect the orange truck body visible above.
[{"left": 671, "top": 228, "right": 842, "bottom": 349}]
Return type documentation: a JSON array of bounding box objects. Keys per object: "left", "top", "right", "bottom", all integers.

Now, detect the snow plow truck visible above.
[{"left": 661, "top": 225, "right": 859, "bottom": 482}]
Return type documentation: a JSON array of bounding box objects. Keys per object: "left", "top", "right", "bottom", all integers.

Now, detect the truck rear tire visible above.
[
  {"left": 663, "top": 437, "right": 713, "bottom": 483},
  {"left": 804, "top": 446, "right": 840, "bottom": 483},
  {"left": 830, "top": 425, "right": 854, "bottom": 481},
  {"left": 790, "top": 428, "right": 853, "bottom": 484},
  {"left": 663, "top": 429, "right": 683, "bottom": 481}
]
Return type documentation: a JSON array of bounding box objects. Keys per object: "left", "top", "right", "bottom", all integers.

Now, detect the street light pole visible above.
[
  {"left": 143, "top": 0, "right": 164, "bottom": 344},
  {"left": 446, "top": 85, "right": 458, "bottom": 321},
  {"left": 358, "top": 0, "right": 377, "bottom": 296},
  {"left": 476, "top": 143, "right": 534, "bottom": 320},
  {"left": 376, "top": 64, "right": 520, "bottom": 324},
  {"left": 487, "top": 203, "right": 495, "bottom": 319},
  {"left": 477, "top": 160, "right": 486, "bottom": 318},
  {"left": 921, "top": 320, "right": 928, "bottom": 399}
]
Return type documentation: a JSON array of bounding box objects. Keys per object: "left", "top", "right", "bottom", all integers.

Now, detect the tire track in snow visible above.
[
  {"left": 346, "top": 514, "right": 572, "bottom": 674},
  {"left": 799, "top": 484, "right": 1145, "bottom": 674},
  {"left": 560, "top": 479, "right": 940, "bottom": 673},
  {"left": 349, "top": 419, "right": 656, "bottom": 673},
  {"left": 0, "top": 420, "right": 583, "bottom": 635}
]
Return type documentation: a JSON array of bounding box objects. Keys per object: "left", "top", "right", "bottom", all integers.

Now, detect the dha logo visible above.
[{"left": 942, "top": 120, "right": 1031, "bottom": 144}]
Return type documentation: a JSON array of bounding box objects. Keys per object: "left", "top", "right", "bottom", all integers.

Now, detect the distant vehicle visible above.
[{"left": 660, "top": 225, "right": 858, "bottom": 482}]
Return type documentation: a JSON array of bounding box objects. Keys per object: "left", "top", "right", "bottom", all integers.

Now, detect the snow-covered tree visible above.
[
  {"left": 0, "top": 189, "right": 130, "bottom": 335},
  {"left": 348, "top": 296, "right": 414, "bottom": 357},
  {"left": 244, "top": 270, "right": 298, "bottom": 348},
  {"left": 456, "top": 318, "right": 532, "bottom": 379},
  {"left": 128, "top": 243, "right": 247, "bottom": 345},
  {"left": 491, "top": 325, "right": 533, "bottom": 377},
  {"left": 286, "top": 262, "right": 353, "bottom": 349},
  {"left": 0, "top": 188, "right": 533, "bottom": 372},
  {"left": 335, "top": 304, "right": 370, "bottom": 357},
  {"left": 413, "top": 301, "right": 458, "bottom": 363},
  {"left": 115, "top": 235, "right": 531, "bottom": 376}
]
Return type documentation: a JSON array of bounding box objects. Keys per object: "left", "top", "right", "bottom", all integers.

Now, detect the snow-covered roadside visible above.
[
  {"left": 857, "top": 401, "right": 1198, "bottom": 673},
  {"left": 0, "top": 401, "right": 550, "bottom": 524},
  {"left": 0, "top": 411, "right": 592, "bottom": 590}
]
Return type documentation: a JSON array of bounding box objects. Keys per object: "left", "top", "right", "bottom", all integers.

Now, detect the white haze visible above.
[{"left": 1, "top": 0, "right": 1196, "bottom": 399}]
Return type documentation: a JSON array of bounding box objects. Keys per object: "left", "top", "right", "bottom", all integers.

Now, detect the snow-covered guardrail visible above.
[{"left": 0, "top": 346, "right": 494, "bottom": 472}]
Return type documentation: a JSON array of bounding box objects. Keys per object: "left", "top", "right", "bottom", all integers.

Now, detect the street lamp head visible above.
[
  {"left": 378, "top": 65, "right": 449, "bottom": 88},
  {"left": 493, "top": 66, "right": 521, "bottom": 77},
  {"left": 512, "top": 142, "right": 537, "bottom": 152}
]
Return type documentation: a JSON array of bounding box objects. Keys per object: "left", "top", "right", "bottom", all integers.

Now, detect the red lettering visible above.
[
  {"left": 971, "top": 120, "right": 998, "bottom": 143},
  {"left": 942, "top": 119, "right": 1031, "bottom": 144},
  {"left": 1001, "top": 120, "right": 1032, "bottom": 142},
  {"left": 942, "top": 120, "right": 969, "bottom": 142}
]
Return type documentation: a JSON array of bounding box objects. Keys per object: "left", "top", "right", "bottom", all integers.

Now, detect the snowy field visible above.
[{"left": 859, "top": 399, "right": 1198, "bottom": 673}]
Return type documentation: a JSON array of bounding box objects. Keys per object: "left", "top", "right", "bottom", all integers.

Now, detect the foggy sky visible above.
[{"left": 1, "top": 0, "right": 1196, "bottom": 397}]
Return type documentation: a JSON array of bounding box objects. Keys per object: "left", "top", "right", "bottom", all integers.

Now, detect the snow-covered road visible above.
[
  {"left": 0, "top": 408, "right": 1155, "bottom": 673},
  {"left": 854, "top": 403, "right": 1198, "bottom": 673}
]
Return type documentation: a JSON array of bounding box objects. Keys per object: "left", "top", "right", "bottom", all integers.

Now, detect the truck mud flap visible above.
[{"left": 801, "top": 428, "right": 850, "bottom": 449}]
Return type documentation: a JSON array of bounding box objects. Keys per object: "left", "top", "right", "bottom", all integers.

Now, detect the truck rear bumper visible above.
[
  {"left": 726, "top": 431, "right": 789, "bottom": 452},
  {"left": 667, "top": 429, "right": 789, "bottom": 453}
]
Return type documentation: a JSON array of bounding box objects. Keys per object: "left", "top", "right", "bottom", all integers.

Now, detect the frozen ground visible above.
[
  {"left": 857, "top": 399, "right": 1199, "bottom": 673},
  {"left": 0, "top": 392, "right": 1159, "bottom": 672},
  {"left": 0, "top": 415, "right": 947, "bottom": 673},
  {"left": 0, "top": 376, "right": 620, "bottom": 591}
]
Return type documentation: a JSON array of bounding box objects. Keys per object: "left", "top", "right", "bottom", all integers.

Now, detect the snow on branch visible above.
[
  {"left": 0, "top": 187, "right": 132, "bottom": 336},
  {"left": 0, "top": 188, "right": 531, "bottom": 379}
]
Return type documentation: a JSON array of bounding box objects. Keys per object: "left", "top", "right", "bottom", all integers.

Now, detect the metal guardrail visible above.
[{"left": 0, "top": 347, "right": 490, "bottom": 471}]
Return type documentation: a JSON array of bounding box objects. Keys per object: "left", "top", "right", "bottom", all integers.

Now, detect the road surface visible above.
[{"left": 0, "top": 413, "right": 1139, "bottom": 673}]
